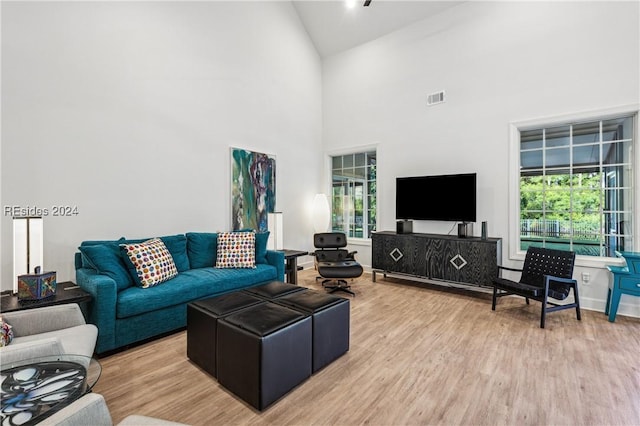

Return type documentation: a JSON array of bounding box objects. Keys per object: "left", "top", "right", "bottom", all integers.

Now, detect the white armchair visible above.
[
  {"left": 38, "top": 393, "right": 189, "bottom": 426},
  {"left": 0, "top": 303, "right": 98, "bottom": 365},
  {"left": 1, "top": 306, "right": 182, "bottom": 425}
]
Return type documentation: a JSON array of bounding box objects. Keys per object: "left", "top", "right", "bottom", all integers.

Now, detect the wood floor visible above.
[{"left": 94, "top": 269, "right": 640, "bottom": 426}]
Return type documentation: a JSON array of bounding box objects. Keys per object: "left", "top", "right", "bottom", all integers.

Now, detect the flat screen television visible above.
[{"left": 396, "top": 173, "right": 477, "bottom": 222}]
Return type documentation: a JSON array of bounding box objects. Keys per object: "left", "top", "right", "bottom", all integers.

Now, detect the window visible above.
[
  {"left": 518, "top": 115, "right": 635, "bottom": 257},
  {"left": 330, "top": 151, "right": 377, "bottom": 238}
]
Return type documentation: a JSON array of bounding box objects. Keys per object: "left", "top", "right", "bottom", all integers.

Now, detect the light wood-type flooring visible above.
[{"left": 93, "top": 269, "right": 640, "bottom": 426}]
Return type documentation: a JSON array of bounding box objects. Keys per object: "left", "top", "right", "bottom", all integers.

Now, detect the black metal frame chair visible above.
[
  {"left": 312, "top": 232, "right": 363, "bottom": 296},
  {"left": 492, "top": 246, "right": 581, "bottom": 328}
]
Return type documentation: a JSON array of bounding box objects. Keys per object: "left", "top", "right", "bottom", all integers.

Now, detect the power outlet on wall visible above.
[{"left": 581, "top": 272, "right": 590, "bottom": 284}]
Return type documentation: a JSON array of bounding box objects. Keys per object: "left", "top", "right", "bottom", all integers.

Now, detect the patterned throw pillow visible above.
[
  {"left": 120, "top": 238, "right": 178, "bottom": 288},
  {"left": 1, "top": 317, "right": 14, "bottom": 347},
  {"left": 216, "top": 231, "right": 256, "bottom": 269}
]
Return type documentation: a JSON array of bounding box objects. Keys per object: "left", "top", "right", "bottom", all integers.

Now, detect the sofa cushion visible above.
[
  {"left": 115, "top": 265, "right": 278, "bottom": 318},
  {"left": 79, "top": 241, "right": 132, "bottom": 290},
  {"left": 159, "top": 235, "right": 190, "bottom": 272},
  {"left": 123, "top": 235, "right": 190, "bottom": 272},
  {"left": 188, "top": 231, "right": 269, "bottom": 268},
  {"left": 120, "top": 238, "right": 178, "bottom": 288},
  {"left": 186, "top": 232, "right": 218, "bottom": 269},
  {"left": 216, "top": 231, "right": 256, "bottom": 269},
  {"left": 79, "top": 238, "right": 126, "bottom": 267},
  {"left": 250, "top": 230, "right": 270, "bottom": 265}
]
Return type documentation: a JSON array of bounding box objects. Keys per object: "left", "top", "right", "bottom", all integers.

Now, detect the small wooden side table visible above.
[
  {"left": 280, "top": 250, "right": 308, "bottom": 285},
  {"left": 1, "top": 281, "right": 92, "bottom": 314},
  {"left": 605, "top": 251, "right": 640, "bottom": 322}
]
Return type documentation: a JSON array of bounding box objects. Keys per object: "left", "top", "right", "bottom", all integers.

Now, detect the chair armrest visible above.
[
  {"left": 2, "top": 304, "right": 86, "bottom": 337},
  {"left": 119, "top": 415, "right": 189, "bottom": 426},
  {"left": 544, "top": 275, "right": 577, "bottom": 285},
  {"left": 497, "top": 265, "right": 523, "bottom": 273},
  {"left": 0, "top": 337, "right": 65, "bottom": 365},
  {"left": 606, "top": 265, "right": 630, "bottom": 274},
  {"left": 38, "top": 393, "right": 113, "bottom": 426}
]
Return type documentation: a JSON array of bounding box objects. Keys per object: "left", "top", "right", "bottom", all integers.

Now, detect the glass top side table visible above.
[{"left": 1, "top": 354, "right": 101, "bottom": 425}]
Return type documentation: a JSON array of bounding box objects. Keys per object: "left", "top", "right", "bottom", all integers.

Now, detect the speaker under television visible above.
[
  {"left": 457, "top": 222, "right": 473, "bottom": 238},
  {"left": 397, "top": 220, "right": 413, "bottom": 234}
]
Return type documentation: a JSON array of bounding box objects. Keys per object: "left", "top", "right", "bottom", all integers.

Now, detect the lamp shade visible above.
[
  {"left": 267, "top": 212, "right": 284, "bottom": 250},
  {"left": 312, "top": 194, "right": 331, "bottom": 233},
  {"left": 13, "top": 216, "right": 44, "bottom": 293}
]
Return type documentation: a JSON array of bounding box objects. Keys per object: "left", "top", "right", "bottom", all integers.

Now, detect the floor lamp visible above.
[
  {"left": 312, "top": 194, "right": 330, "bottom": 233},
  {"left": 267, "top": 212, "right": 283, "bottom": 250},
  {"left": 13, "top": 216, "right": 44, "bottom": 294}
]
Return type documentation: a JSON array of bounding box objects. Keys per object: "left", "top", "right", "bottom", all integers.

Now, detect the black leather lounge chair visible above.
[{"left": 312, "top": 232, "right": 363, "bottom": 296}]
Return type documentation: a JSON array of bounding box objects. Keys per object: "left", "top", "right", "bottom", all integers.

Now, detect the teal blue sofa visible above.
[{"left": 75, "top": 232, "right": 284, "bottom": 354}]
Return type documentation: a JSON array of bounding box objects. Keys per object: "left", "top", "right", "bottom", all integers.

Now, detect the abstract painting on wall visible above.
[{"left": 231, "top": 148, "right": 276, "bottom": 231}]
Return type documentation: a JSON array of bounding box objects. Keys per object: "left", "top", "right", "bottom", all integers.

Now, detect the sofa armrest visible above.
[
  {"left": 265, "top": 250, "right": 285, "bottom": 282},
  {"left": 3, "top": 304, "right": 86, "bottom": 337},
  {"left": 76, "top": 268, "right": 118, "bottom": 354},
  {"left": 38, "top": 393, "right": 113, "bottom": 426}
]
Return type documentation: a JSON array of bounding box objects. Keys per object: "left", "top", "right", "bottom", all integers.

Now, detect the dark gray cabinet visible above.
[{"left": 372, "top": 231, "right": 502, "bottom": 288}]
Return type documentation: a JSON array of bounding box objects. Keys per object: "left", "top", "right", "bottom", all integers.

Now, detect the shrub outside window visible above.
[{"left": 519, "top": 115, "right": 635, "bottom": 257}]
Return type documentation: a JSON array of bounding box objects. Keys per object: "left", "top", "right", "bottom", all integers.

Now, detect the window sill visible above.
[
  {"left": 347, "top": 237, "right": 371, "bottom": 247},
  {"left": 510, "top": 251, "right": 626, "bottom": 269}
]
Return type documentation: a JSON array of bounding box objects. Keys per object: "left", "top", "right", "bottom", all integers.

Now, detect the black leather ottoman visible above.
[
  {"left": 187, "top": 292, "right": 264, "bottom": 377},
  {"left": 217, "top": 302, "right": 312, "bottom": 411},
  {"left": 275, "top": 290, "right": 350, "bottom": 372},
  {"left": 243, "top": 280, "right": 306, "bottom": 300}
]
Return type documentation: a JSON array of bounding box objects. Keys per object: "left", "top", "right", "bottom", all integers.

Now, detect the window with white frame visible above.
[
  {"left": 331, "top": 151, "right": 377, "bottom": 239},
  {"left": 518, "top": 115, "right": 635, "bottom": 257}
]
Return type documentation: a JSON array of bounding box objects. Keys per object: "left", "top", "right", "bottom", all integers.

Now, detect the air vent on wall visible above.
[{"left": 427, "top": 90, "right": 446, "bottom": 106}]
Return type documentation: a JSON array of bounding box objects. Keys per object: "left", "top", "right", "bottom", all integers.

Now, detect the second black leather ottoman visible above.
[
  {"left": 243, "top": 280, "right": 306, "bottom": 300},
  {"left": 217, "top": 302, "right": 312, "bottom": 411},
  {"left": 187, "top": 292, "right": 264, "bottom": 377},
  {"left": 275, "top": 290, "right": 350, "bottom": 372}
]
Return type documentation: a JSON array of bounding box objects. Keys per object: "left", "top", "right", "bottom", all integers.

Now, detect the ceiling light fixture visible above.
[{"left": 345, "top": 0, "right": 356, "bottom": 9}]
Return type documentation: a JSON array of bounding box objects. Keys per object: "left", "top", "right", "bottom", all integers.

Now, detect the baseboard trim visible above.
[{"left": 298, "top": 264, "right": 640, "bottom": 320}]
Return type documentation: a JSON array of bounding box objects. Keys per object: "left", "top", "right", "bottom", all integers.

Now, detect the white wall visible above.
[
  {"left": 323, "top": 1, "right": 640, "bottom": 316},
  {"left": 1, "top": 1, "right": 323, "bottom": 291}
]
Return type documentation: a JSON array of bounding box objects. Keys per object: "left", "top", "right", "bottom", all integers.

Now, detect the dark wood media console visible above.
[{"left": 371, "top": 231, "right": 502, "bottom": 289}]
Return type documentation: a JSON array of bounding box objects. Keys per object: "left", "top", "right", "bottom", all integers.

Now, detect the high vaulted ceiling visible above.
[{"left": 291, "top": 1, "right": 465, "bottom": 57}]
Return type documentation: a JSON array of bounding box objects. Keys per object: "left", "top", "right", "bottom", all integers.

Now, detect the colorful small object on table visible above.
[
  {"left": 0, "top": 317, "right": 14, "bottom": 346},
  {"left": 17, "top": 268, "right": 57, "bottom": 300}
]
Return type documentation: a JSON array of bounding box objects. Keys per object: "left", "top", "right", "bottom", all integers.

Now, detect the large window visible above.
[
  {"left": 519, "top": 115, "right": 635, "bottom": 257},
  {"left": 331, "top": 151, "right": 377, "bottom": 238}
]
